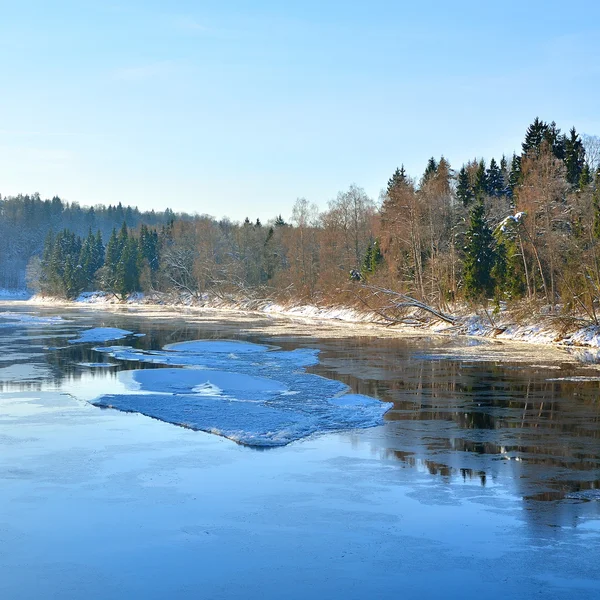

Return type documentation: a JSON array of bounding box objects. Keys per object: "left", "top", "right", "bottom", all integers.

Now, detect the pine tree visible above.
[
  {"left": 421, "top": 157, "right": 438, "bottom": 185},
  {"left": 564, "top": 127, "right": 586, "bottom": 187},
  {"left": 486, "top": 158, "right": 503, "bottom": 197},
  {"left": 508, "top": 153, "right": 522, "bottom": 195},
  {"left": 522, "top": 118, "right": 565, "bottom": 160},
  {"left": 492, "top": 234, "right": 526, "bottom": 300},
  {"left": 361, "top": 239, "right": 383, "bottom": 279},
  {"left": 94, "top": 231, "right": 105, "bottom": 273},
  {"left": 463, "top": 201, "right": 496, "bottom": 299},
  {"left": 105, "top": 228, "right": 120, "bottom": 272},
  {"left": 580, "top": 163, "right": 592, "bottom": 189},
  {"left": 139, "top": 225, "right": 159, "bottom": 273},
  {"left": 274, "top": 215, "right": 286, "bottom": 227},
  {"left": 500, "top": 155, "right": 511, "bottom": 197},
  {"left": 387, "top": 166, "right": 407, "bottom": 194},
  {"left": 115, "top": 237, "right": 142, "bottom": 299},
  {"left": 456, "top": 166, "right": 474, "bottom": 206},
  {"left": 522, "top": 117, "right": 547, "bottom": 157},
  {"left": 474, "top": 160, "right": 488, "bottom": 199}
]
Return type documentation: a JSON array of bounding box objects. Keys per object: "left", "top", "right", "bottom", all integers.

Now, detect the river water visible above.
[{"left": 0, "top": 302, "right": 599, "bottom": 599}]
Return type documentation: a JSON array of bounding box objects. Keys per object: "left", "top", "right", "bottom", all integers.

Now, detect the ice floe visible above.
[
  {"left": 68, "top": 327, "right": 139, "bottom": 344},
  {"left": 92, "top": 339, "right": 391, "bottom": 446},
  {"left": 0, "top": 311, "right": 65, "bottom": 325}
]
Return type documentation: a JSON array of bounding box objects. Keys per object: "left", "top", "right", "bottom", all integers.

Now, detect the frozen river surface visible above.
[{"left": 0, "top": 303, "right": 599, "bottom": 599}]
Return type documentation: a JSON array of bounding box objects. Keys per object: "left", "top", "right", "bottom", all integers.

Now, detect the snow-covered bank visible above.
[{"left": 26, "top": 290, "right": 600, "bottom": 357}]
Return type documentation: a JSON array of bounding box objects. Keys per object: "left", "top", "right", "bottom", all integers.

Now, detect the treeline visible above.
[
  {"left": 0, "top": 194, "right": 186, "bottom": 289},
  {"left": 19, "top": 119, "right": 600, "bottom": 320}
]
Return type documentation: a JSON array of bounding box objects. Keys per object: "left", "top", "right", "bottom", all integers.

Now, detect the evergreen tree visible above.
[
  {"left": 274, "top": 215, "right": 286, "bottom": 227},
  {"left": 139, "top": 225, "right": 159, "bottom": 272},
  {"left": 387, "top": 166, "right": 407, "bottom": 194},
  {"left": 580, "top": 163, "right": 592, "bottom": 189},
  {"left": 115, "top": 237, "right": 142, "bottom": 299},
  {"left": 474, "top": 159, "right": 488, "bottom": 199},
  {"left": 508, "top": 153, "right": 522, "bottom": 195},
  {"left": 492, "top": 234, "right": 526, "bottom": 300},
  {"left": 421, "top": 157, "right": 438, "bottom": 185},
  {"left": 105, "top": 228, "right": 120, "bottom": 272},
  {"left": 486, "top": 158, "right": 504, "bottom": 197},
  {"left": 456, "top": 166, "right": 474, "bottom": 206},
  {"left": 361, "top": 239, "right": 383, "bottom": 279},
  {"left": 522, "top": 118, "right": 565, "bottom": 160},
  {"left": 463, "top": 201, "right": 496, "bottom": 299},
  {"left": 564, "top": 127, "right": 586, "bottom": 187},
  {"left": 500, "top": 155, "right": 511, "bottom": 197}
]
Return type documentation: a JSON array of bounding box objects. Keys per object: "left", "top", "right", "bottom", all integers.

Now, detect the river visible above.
[{"left": 0, "top": 302, "right": 599, "bottom": 599}]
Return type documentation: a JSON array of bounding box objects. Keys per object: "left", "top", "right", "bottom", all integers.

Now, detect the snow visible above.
[
  {"left": 0, "top": 311, "right": 65, "bottom": 325},
  {"left": 24, "top": 289, "right": 600, "bottom": 360},
  {"left": 75, "top": 291, "right": 146, "bottom": 304},
  {"left": 164, "top": 339, "right": 272, "bottom": 353},
  {"left": 93, "top": 339, "right": 392, "bottom": 446},
  {"left": 68, "top": 327, "right": 138, "bottom": 344},
  {"left": 498, "top": 211, "right": 526, "bottom": 233},
  {"left": 126, "top": 368, "right": 288, "bottom": 395}
]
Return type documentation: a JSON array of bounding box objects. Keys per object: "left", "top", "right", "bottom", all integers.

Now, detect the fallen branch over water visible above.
[{"left": 356, "top": 284, "right": 459, "bottom": 325}]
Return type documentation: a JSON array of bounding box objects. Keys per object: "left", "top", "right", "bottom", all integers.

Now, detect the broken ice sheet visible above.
[
  {"left": 93, "top": 339, "right": 391, "bottom": 447},
  {"left": 68, "top": 327, "right": 140, "bottom": 344}
]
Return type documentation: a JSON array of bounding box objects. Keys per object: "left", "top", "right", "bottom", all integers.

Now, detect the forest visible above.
[{"left": 5, "top": 118, "right": 600, "bottom": 322}]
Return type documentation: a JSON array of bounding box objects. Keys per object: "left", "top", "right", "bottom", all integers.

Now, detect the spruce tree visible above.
[
  {"left": 486, "top": 158, "right": 503, "bottom": 197},
  {"left": 115, "top": 237, "right": 142, "bottom": 299},
  {"left": 421, "top": 157, "right": 438, "bottom": 185},
  {"left": 500, "top": 155, "right": 511, "bottom": 197},
  {"left": 508, "top": 154, "right": 522, "bottom": 195},
  {"left": 456, "top": 166, "right": 474, "bottom": 206},
  {"left": 387, "top": 166, "right": 407, "bottom": 194},
  {"left": 580, "top": 163, "right": 592, "bottom": 189},
  {"left": 492, "top": 235, "right": 526, "bottom": 300},
  {"left": 361, "top": 239, "right": 383, "bottom": 279},
  {"left": 564, "top": 127, "right": 586, "bottom": 187},
  {"left": 474, "top": 160, "right": 488, "bottom": 199},
  {"left": 463, "top": 201, "right": 496, "bottom": 299}
]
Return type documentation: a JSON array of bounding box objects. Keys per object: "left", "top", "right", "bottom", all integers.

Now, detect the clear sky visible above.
[{"left": 1, "top": 0, "right": 599, "bottom": 221}]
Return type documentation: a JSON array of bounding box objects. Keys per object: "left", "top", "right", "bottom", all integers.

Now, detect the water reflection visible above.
[{"left": 2, "top": 303, "right": 600, "bottom": 517}]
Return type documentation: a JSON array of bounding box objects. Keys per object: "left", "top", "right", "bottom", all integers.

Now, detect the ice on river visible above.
[
  {"left": 0, "top": 311, "right": 65, "bottom": 326},
  {"left": 68, "top": 327, "right": 138, "bottom": 344},
  {"left": 93, "top": 339, "right": 391, "bottom": 446}
]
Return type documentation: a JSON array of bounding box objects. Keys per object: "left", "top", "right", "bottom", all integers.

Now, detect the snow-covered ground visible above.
[{"left": 27, "top": 290, "right": 600, "bottom": 357}]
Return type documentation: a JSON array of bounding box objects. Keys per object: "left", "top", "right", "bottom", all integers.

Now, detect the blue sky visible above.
[{"left": 1, "top": 0, "right": 599, "bottom": 221}]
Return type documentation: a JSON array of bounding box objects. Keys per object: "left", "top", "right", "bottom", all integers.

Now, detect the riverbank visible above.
[{"left": 25, "top": 290, "right": 600, "bottom": 361}]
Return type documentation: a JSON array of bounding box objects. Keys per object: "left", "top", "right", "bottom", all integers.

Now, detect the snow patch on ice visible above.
[
  {"left": 165, "top": 339, "right": 272, "bottom": 353},
  {"left": 93, "top": 339, "right": 391, "bottom": 446},
  {"left": 0, "top": 311, "right": 65, "bottom": 325},
  {"left": 68, "top": 327, "right": 138, "bottom": 344},
  {"left": 125, "top": 368, "right": 287, "bottom": 395}
]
